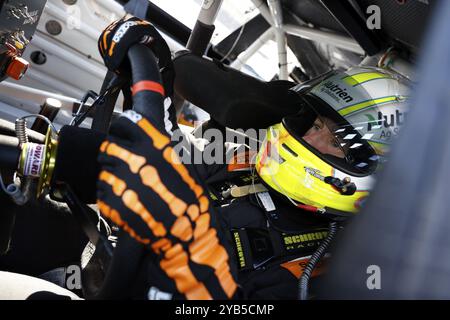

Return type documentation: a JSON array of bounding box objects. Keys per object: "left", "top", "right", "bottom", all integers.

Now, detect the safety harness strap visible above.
[{"left": 207, "top": 172, "right": 329, "bottom": 272}]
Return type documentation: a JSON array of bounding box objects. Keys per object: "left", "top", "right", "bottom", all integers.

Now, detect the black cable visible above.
[
  {"left": 71, "top": 90, "right": 99, "bottom": 127},
  {"left": 299, "top": 221, "right": 338, "bottom": 300}
]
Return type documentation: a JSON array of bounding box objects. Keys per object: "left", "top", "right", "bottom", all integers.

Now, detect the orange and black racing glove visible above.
[
  {"left": 98, "top": 17, "right": 174, "bottom": 97},
  {"left": 96, "top": 110, "right": 238, "bottom": 299}
]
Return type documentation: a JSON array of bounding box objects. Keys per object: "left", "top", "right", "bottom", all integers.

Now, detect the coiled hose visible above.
[
  {"left": 15, "top": 118, "right": 28, "bottom": 145},
  {"left": 11, "top": 119, "right": 32, "bottom": 205},
  {"left": 299, "top": 221, "right": 338, "bottom": 300}
]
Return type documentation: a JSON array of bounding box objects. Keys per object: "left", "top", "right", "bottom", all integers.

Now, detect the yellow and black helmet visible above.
[{"left": 255, "top": 66, "right": 411, "bottom": 218}]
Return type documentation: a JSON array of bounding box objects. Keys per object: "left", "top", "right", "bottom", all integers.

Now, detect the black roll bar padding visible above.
[
  {"left": 173, "top": 51, "right": 300, "bottom": 130},
  {"left": 186, "top": 20, "right": 215, "bottom": 56}
]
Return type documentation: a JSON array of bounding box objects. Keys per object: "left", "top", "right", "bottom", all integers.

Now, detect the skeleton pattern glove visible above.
[
  {"left": 96, "top": 110, "right": 237, "bottom": 299},
  {"left": 98, "top": 17, "right": 174, "bottom": 97}
]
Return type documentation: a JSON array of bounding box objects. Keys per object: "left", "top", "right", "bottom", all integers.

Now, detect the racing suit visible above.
[
  {"left": 194, "top": 142, "right": 330, "bottom": 299},
  {"left": 114, "top": 125, "right": 331, "bottom": 300}
]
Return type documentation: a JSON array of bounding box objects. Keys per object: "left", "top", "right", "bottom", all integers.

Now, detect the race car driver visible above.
[{"left": 95, "top": 17, "right": 411, "bottom": 299}]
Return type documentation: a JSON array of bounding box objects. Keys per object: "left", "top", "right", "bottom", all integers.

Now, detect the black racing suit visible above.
[
  {"left": 202, "top": 155, "right": 331, "bottom": 299},
  {"left": 201, "top": 144, "right": 331, "bottom": 299},
  {"left": 125, "top": 129, "right": 332, "bottom": 300}
]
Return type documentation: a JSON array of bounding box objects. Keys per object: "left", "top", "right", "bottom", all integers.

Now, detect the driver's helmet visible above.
[{"left": 255, "top": 66, "right": 411, "bottom": 218}]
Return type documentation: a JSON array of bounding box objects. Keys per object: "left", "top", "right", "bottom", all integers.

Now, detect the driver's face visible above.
[{"left": 302, "top": 117, "right": 345, "bottom": 158}]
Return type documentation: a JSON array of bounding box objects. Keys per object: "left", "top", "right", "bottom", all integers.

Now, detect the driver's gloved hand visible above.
[
  {"left": 98, "top": 17, "right": 175, "bottom": 97},
  {"left": 96, "top": 110, "right": 238, "bottom": 299}
]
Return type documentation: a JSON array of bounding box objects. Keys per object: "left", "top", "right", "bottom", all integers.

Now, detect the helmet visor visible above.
[{"left": 282, "top": 94, "right": 379, "bottom": 176}]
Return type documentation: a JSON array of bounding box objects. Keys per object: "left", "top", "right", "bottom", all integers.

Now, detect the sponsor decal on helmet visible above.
[
  {"left": 365, "top": 109, "right": 407, "bottom": 140},
  {"left": 304, "top": 167, "right": 324, "bottom": 181},
  {"left": 319, "top": 80, "right": 354, "bottom": 103},
  {"left": 366, "top": 110, "right": 407, "bottom": 131}
]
